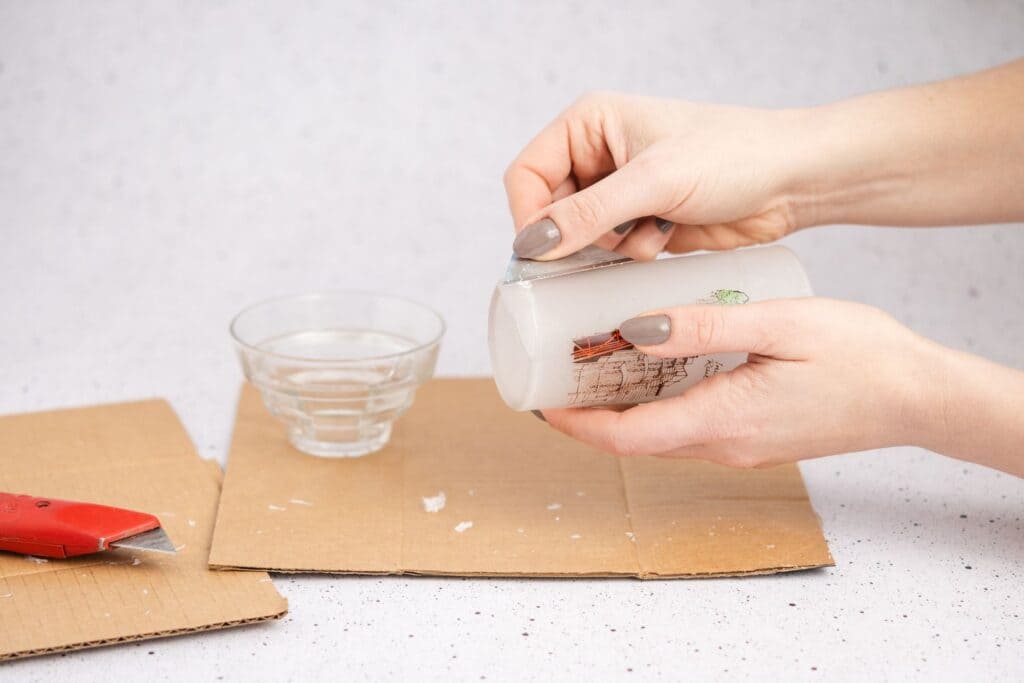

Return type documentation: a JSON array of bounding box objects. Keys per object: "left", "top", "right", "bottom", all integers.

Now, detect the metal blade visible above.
[
  {"left": 110, "top": 526, "right": 176, "bottom": 554},
  {"left": 503, "top": 245, "right": 632, "bottom": 284}
]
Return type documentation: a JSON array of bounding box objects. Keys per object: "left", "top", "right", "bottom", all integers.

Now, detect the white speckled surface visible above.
[{"left": 1, "top": 1, "right": 1022, "bottom": 680}]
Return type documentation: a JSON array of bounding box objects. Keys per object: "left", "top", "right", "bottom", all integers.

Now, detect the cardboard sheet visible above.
[
  {"left": 210, "top": 380, "right": 833, "bottom": 578},
  {"left": 0, "top": 399, "right": 287, "bottom": 661}
]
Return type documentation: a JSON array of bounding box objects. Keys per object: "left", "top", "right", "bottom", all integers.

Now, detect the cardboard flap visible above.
[
  {"left": 0, "top": 399, "right": 287, "bottom": 661},
  {"left": 210, "top": 380, "right": 833, "bottom": 578}
]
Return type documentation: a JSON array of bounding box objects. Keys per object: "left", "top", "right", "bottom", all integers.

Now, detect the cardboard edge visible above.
[
  {"left": 0, "top": 396, "right": 174, "bottom": 420},
  {"left": 0, "top": 608, "right": 289, "bottom": 662},
  {"left": 795, "top": 461, "right": 838, "bottom": 568},
  {"left": 207, "top": 384, "right": 250, "bottom": 566},
  {"left": 207, "top": 562, "right": 834, "bottom": 579}
]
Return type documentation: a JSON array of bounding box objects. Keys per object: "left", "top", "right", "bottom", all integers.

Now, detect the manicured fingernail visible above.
[
  {"left": 531, "top": 410, "right": 546, "bottom": 422},
  {"left": 613, "top": 219, "right": 637, "bottom": 235},
  {"left": 619, "top": 314, "right": 671, "bottom": 345},
  {"left": 513, "top": 218, "right": 561, "bottom": 259},
  {"left": 655, "top": 218, "right": 673, "bottom": 233}
]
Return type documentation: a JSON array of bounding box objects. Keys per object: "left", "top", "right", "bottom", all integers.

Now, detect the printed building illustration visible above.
[
  {"left": 567, "top": 289, "right": 745, "bottom": 406},
  {"left": 569, "top": 351, "right": 696, "bottom": 406}
]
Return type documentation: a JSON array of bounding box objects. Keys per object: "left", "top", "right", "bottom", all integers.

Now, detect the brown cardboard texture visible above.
[
  {"left": 210, "top": 380, "right": 833, "bottom": 578},
  {"left": 0, "top": 399, "right": 287, "bottom": 661}
]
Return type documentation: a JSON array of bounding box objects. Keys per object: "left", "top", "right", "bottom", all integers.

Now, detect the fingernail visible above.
[
  {"left": 531, "top": 410, "right": 547, "bottom": 422},
  {"left": 655, "top": 218, "right": 673, "bottom": 233},
  {"left": 513, "top": 218, "right": 561, "bottom": 259},
  {"left": 613, "top": 219, "right": 637, "bottom": 235},
  {"left": 619, "top": 314, "right": 671, "bottom": 345}
]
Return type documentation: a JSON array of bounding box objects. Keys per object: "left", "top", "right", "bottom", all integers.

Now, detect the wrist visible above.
[
  {"left": 899, "top": 337, "right": 957, "bottom": 453},
  {"left": 776, "top": 101, "right": 912, "bottom": 230},
  {"left": 904, "top": 340, "right": 1024, "bottom": 475}
]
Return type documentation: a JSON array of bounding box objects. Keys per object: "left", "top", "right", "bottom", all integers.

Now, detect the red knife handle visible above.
[{"left": 0, "top": 492, "right": 161, "bottom": 558}]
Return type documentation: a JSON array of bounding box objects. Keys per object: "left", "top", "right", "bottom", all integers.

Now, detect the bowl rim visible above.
[{"left": 229, "top": 290, "right": 447, "bottom": 363}]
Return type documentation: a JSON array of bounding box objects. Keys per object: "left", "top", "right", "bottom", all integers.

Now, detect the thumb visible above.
[
  {"left": 617, "top": 299, "right": 815, "bottom": 361},
  {"left": 512, "top": 159, "right": 663, "bottom": 261}
]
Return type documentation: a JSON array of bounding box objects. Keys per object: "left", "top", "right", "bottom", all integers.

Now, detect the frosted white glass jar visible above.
[{"left": 488, "top": 245, "right": 811, "bottom": 411}]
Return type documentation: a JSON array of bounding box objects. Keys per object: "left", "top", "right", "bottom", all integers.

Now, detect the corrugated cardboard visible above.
[
  {"left": 0, "top": 399, "right": 287, "bottom": 661},
  {"left": 210, "top": 380, "right": 833, "bottom": 578}
]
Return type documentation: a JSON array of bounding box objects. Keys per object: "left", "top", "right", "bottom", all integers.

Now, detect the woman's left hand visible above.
[{"left": 539, "top": 298, "right": 945, "bottom": 467}]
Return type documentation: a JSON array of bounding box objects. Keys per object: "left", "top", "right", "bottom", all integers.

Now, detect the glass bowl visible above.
[{"left": 230, "top": 292, "right": 445, "bottom": 457}]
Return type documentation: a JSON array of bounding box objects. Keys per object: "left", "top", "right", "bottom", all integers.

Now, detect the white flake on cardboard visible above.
[{"left": 421, "top": 491, "right": 447, "bottom": 513}]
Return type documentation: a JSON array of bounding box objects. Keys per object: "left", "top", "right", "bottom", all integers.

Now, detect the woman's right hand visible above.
[
  {"left": 505, "top": 61, "right": 1024, "bottom": 262},
  {"left": 503, "top": 92, "right": 815, "bottom": 261}
]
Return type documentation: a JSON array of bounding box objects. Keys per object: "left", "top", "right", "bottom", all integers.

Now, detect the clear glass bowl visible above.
[{"left": 230, "top": 292, "right": 445, "bottom": 457}]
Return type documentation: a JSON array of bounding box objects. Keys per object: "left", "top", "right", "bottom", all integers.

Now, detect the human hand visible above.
[
  {"left": 503, "top": 92, "right": 812, "bottom": 261},
  {"left": 538, "top": 298, "right": 947, "bottom": 468}
]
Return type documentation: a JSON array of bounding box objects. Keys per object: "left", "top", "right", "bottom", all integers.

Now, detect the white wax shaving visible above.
[
  {"left": 454, "top": 521, "right": 473, "bottom": 533},
  {"left": 422, "top": 491, "right": 447, "bottom": 513},
  {"left": 546, "top": 503, "right": 562, "bottom": 510}
]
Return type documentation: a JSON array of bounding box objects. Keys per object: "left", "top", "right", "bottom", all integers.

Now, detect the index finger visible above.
[{"left": 503, "top": 116, "right": 572, "bottom": 230}]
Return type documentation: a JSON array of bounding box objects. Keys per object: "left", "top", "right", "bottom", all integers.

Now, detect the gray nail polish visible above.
[
  {"left": 619, "top": 314, "right": 671, "bottom": 346},
  {"left": 613, "top": 219, "right": 637, "bottom": 235},
  {"left": 531, "top": 410, "right": 547, "bottom": 422},
  {"left": 655, "top": 218, "right": 674, "bottom": 233},
  {"left": 513, "top": 218, "right": 561, "bottom": 259}
]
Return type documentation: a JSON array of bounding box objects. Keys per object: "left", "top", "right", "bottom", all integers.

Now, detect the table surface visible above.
[{"left": 1, "top": 1, "right": 1022, "bottom": 681}]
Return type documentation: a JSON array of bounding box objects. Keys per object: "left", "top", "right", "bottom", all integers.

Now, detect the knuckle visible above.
[
  {"left": 609, "top": 423, "right": 650, "bottom": 458},
  {"left": 700, "top": 415, "right": 730, "bottom": 442},
  {"left": 697, "top": 411, "right": 750, "bottom": 445},
  {"left": 562, "top": 190, "right": 606, "bottom": 230},
  {"left": 692, "top": 307, "right": 726, "bottom": 353},
  {"left": 501, "top": 163, "right": 517, "bottom": 188},
  {"left": 573, "top": 90, "right": 598, "bottom": 107},
  {"left": 772, "top": 312, "right": 801, "bottom": 350},
  {"left": 573, "top": 90, "right": 611, "bottom": 110},
  {"left": 719, "top": 449, "right": 764, "bottom": 469},
  {"left": 724, "top": 365, "right": 769, "bottom": 399},
  {"left": 864, "top": 304, "right": 898, "bottom": 330},
  {"left": 609, "top": 430, "right": 638, "bottom": 457},
  {"left": 692, "top": 373, "right": 763, "bottom": 442},
  {"left": 634, "top": 246, "right": 661, "bottom": 262}
]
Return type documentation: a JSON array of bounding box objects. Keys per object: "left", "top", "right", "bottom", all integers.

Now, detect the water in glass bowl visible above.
[
  {"left": 250, "top": 329, "right": 428, "bottom": 456},
  {"left": 259, "top": 328, "right": 418, "bottom": 360}
]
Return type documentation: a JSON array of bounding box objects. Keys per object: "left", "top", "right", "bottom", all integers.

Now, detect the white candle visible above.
[{"left": 488, "top": 245, "right": 812, "bottom": 411}]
